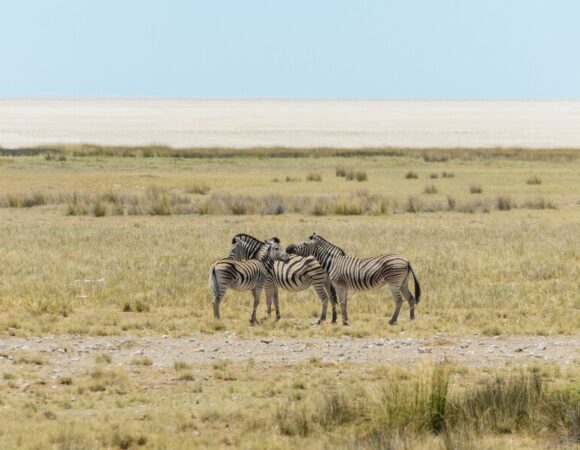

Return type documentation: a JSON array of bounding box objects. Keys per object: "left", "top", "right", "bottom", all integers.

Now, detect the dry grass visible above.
[
  {"left": 0, "top": 356, "right": 577, "bottom": 449},
  {"left": 0, "top": 151, "right": 578, "bottom": 338},
  {"left": 0, "top": 147, "right": 578, "bottom": 449}
]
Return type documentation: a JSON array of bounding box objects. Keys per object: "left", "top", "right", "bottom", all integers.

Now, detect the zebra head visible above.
[
  {"left": 264, "top": 239, "right": 290, "bottom": 263},
  {"left": 286, "top": 233, "right": 345, "bottom": 259},
  {"left": 285, "top": 233, "right": 319, "bottom": 256}
]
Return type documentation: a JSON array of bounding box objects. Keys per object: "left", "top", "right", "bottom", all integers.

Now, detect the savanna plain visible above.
[{"left": 0, "top": 146, "right": 578, "bottom": 449}]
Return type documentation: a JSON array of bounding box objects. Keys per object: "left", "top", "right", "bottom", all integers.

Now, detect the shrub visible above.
[
  {"left": 93, "top": 201, "right": 107, "bottom": 217},
  {"left": 423, "top": 184, "right": 438, "bottom": 194},
  {"left": 285, "top": 176, "right": 298, "bottom": 182},
  {"left": 496, "top": 196, "right": 514, "bottom": 211},
  {"left": 355, "top": 171, "right": 368, "bottom": 182},
  {"left": 186, "top": 183, "right": 210, "bottom": 195},
  {"left": 469, "top": 185, "right": 483, "bottom": 194},
  {"left": 306, "top": 173, "right": 322, "bottom": 182},
  {"left": 430, "top": 173, "right": 439, "bottom": 179},
  {"left": 527, "top": 175, "right": 542, "bottom": 185},
  {"left": 520, "top": 197, "right": 557, "bottom": 210},
  {"left": 424, "top": 153, "right": 449, "bottom": 162},
  {"left": 405, "top": 171, "right": 418, "bottom": 179},
  {"left": 336, "top": 167, "right": 347, "bottom": 177}
]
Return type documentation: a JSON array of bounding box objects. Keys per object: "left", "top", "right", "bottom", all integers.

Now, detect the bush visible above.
[
  {"left": 527, "top": 175, "right": 542, "bottom": 185},
  {"left": 186, "top": 183, "right": 210, "bottom": 195},
  {"left": 405, "top": 171, "right": 418, "bottom": 179},
  {"left": 496, "top": 196, "right": 514, "bottom": 211},
  {"left": 306, "top": 173, "right": 322, "bottom": 182},
  {"left": 93, "top": 202, "right": 107, "bottom": 217},
  {"left": 355, "top": 171, "right": 368, "bottom": 182},
  {"left": 469, "top": 185, "right": 483, "bottom": 194},
  {"left": 423, "top": 184, "right": 438, "bottom": 194}
]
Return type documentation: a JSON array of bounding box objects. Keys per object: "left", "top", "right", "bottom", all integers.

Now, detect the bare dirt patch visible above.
[{"left": 1, "top": 335, "right": 578, "bottom": 378}]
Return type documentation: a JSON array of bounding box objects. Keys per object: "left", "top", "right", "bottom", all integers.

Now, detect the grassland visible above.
[{"left": 0, "top": 147, "right": 578, "bottom": 448}]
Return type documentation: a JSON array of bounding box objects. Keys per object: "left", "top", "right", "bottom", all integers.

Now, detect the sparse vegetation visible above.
[
  {"left": 306, "top": 173, "right": 322, "bottom": 182},
  {"left": 423, "top": 184, "right": 438, "bottom": 194},
  {"left": 186, "top": 182, "right": 210, "bottom": 195},
  {"left": 0, "top": 147, "right": 578, "bottom": 448},
  {"left": 527, "top": 174, "right": 542, "bottom": 185}
]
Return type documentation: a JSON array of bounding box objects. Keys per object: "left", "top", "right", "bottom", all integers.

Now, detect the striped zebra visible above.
[
  {"left": 209, "top": 238, "right": 289, "bottom": 324},
  {"left": 286, "top": 233, "right": 421, "bottom": 326},
  {"left": 230, "top": 234, "right": 338, "bottom": 324}
]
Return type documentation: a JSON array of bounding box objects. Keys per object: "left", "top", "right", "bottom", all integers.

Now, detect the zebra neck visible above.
[{"left": 314, "top": 246, "right": 344, "bottom": 272}]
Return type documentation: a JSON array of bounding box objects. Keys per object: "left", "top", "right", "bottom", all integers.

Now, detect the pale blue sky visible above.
[{"left": 1, "top": 0, "right": 579, "bottom": 98}]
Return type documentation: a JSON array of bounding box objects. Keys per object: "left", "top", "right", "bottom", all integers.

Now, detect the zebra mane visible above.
[
  {"left": 312, "top": 234, "right": 346, "bottom": 256},
  {"left": 232, "top": 233, "right": 264, "bottom": 245}
]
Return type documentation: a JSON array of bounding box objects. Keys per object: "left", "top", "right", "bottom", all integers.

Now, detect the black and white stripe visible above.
[
  {"left": 209, "top": 238, "right": 289, "bottom": 324},
  {"left": 231, "top": 234, "right": 338, "bottom": 324},
  {"left": 286, "top": 233, "right": 421, "bottom": 325}
]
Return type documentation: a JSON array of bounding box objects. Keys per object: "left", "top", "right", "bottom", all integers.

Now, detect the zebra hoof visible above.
[
  {"left": 249, "top": 319, "right": 259, "bottom": 326},
  {"left": 342, "top": 321, "right": 350, "bottom": 326},
  {"left": 388, "top": 320, "right": 397, "bottom": 325},
  {"left": 275, "top": 315, "right": 281, "bottom": 321}
]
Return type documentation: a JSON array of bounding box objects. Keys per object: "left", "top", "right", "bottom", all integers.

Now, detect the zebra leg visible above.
[
  {"left": 335, "top": 284, "right": 349, "bottom": 326},
  {"left": 272, "top": 288, "right": 281, "bottom": 321},
  {"left": 249, "top": 287, "right": 263, "bottom": 325},
  {"left": 326, "top": 279, "right": 338, "bottom": 324},
  {"left": 266, "top": 293, "right": 272, "bottom": 318},
  {"left": 312, "top": 283, "right": 329, "bottom": 325},
  {"left": 388, "top": 286, "right": 405, "bottom": 325},
  {"left": 210, "top": 273, "right": 225, "bottom": 320},
  {"left": 401, "top": 280, "right": 416, "bottom": 320}
]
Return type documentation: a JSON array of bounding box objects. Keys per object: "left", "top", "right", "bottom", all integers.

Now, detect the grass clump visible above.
[
  {"left": 130, "top": 357, "right": 153, "bottom": 366},
  {"left": 442, "top": 171, "right": 455, "bottom": 178},
  {"left": 405, "top": 171, "right": 418, "bottom": 179},
  {"left": 306, "top": 173, "right": 322, "bottom": 182},
  {"left": 423, "top": 184, "right": 438, "bottom": 194},
  {"left": 430, "top": 173, "right": 439, "bottom": 179},
  {"left": 186, "top": 183, "right": 210, "bottom": 195},
  {"left": 527, "top": 175, "right": 542, "bottom": 185},
  {"left": 496, "top": 196, "right": 515, "bottom": 211},
  {"left": 469, "top": 184, "right": 483, "bottom": 194},
  {"left": 355, "top": 171, "right": 368, "bottom": 182},
  {"left": 336, "top": 167, "right": 347, "bottom": 177}
]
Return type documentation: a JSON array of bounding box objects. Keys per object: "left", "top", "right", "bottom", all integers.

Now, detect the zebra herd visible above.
[{"left": 209, "top": 233, "right": 421, "bottom": 326}]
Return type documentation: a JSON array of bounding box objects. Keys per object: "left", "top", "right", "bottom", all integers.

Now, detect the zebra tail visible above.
[
  {"left": 209, "top": 266, "right": 219, "bottom": 300},
  {"left": 409, "top": 264, "right": 421, "bottom": 304}
]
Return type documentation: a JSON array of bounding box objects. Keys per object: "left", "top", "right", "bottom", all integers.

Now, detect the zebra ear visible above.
[
  {"left": 232, "top": 236, "right": 237, "bottom": 244},
  {"left": 309, "top": 233, "right": 317, "bottom": 239},
  {"left": 269, "top": 237, "right": 280, "bottom": 244}
]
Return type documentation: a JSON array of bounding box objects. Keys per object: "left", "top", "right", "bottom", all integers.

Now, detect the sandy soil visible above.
[
  {"left": 1, "top": 335, "right": 578, "bottom": 378},
  {"left": 1, "top": 99, "right": 580, "bottom": 149}
]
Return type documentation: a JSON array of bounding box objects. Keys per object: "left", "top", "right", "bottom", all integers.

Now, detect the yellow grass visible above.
[{"left": 0, "top": 149, "right": 579, "bottom": 448}]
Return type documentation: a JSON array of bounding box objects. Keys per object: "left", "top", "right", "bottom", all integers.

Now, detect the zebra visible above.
[
  {"left": 229, "top": 234, "right": 338, "bottom": 324},
  {"left": 286, "top": 233, "right": 421, "bottom": 326},
  {"left": 209, "top": 237, "right": 289, "bottom": 324}
]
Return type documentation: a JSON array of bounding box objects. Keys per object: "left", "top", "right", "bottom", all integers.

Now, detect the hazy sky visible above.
[{"left": 1, "top": 0, "right": 579, "bottom": 98}]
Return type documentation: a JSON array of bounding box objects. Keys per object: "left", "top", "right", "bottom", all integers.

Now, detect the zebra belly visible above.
[
  {"left": 343, "top": 276, "right": 388, "bottom": 291},
  {"left": 275, "top": 278, "right": 311, "bottom": 292}
]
